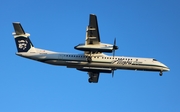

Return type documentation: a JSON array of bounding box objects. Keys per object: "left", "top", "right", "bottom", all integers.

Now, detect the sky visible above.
[{"left": 0, "top": 0, "right": 180, "bottom": 112}]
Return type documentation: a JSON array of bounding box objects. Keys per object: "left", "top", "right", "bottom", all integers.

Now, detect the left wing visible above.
[
  {"left": 77, "top": 67, "right": 113, "bottom": 83},
  {"left": 85, "top": 14, "right": 100, "bottom": 45}
]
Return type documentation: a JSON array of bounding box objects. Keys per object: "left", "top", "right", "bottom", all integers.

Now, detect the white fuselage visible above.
[
  {"left": 12, "top": 21, "right": 170, "bottom": 83},
  {"left": 16, "top": 48, "right": 169, "bottom": 72}
]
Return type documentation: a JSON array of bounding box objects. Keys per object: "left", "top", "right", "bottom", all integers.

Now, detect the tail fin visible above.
[{"left": 12, "top": 22, "right": 36, "bottom": 53}]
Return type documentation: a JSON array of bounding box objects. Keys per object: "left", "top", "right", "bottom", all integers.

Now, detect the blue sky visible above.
[{"left": 0, "top": 0, "right": 180, "bottom": 111}]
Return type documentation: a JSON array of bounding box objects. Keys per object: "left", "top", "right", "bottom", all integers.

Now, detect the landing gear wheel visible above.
[
  {"left": 88, "top": 78, "right": 93, "bottom": 83},
  {"left": 159, "top": 71, "right": 163, "bottom": 76}
]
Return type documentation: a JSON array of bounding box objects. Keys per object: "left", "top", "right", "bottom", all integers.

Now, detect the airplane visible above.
[{"left": 12, "top": 14, "right": 170, "bottom": 83}]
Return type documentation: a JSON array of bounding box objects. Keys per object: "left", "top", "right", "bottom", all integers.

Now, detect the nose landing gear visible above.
[{"left": 159, "top": 71, "right": 163, "bottom": 76}]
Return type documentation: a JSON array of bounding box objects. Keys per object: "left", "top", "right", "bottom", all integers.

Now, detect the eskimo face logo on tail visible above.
[
  {"left": 18, "top": 39, "right": 28, "bottom": 50},
  {"left": 15, "top": 36, "right": 31, "bottom": 52}
]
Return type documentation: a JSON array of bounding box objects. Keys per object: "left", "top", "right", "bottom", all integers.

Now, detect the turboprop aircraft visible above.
[{"left": 12, "top": 14, "right": 170, "bottom": 83}]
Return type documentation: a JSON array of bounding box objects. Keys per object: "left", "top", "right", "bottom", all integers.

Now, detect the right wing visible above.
[{"left": 85, "top": 14, "right": 100, "bottom": 45}]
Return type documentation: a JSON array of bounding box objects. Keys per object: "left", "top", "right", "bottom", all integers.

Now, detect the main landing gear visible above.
[
  {"left": 88, "top": 72, "right": 99, "bottom": 83},
  {"left": 86, "top": 51, "right": 94, "bottom": 63},
  {"left": 88, "top": 78, "right": 93, "bottom": 83}
]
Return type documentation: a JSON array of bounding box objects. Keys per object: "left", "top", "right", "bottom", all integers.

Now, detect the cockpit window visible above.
[{"left": 153, "top": 59, "right": 158, "bottom": 61}]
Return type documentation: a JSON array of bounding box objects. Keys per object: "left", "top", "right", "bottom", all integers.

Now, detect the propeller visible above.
[
  {"left": 112, "top": 69, "right": 114, "bottom": 77},
  {"left": 112, "top": 38, "right": 118, "bottom": 76},
  {"left": 112, "top": 68, "right": 116, "bottom": 77},
  {"left": 112, "top": 38, "right": 118, "bottom": 57}
]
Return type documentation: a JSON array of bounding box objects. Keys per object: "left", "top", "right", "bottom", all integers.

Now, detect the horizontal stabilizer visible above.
[{"left": 13, "top": 22, "right": 25, "bottom": 35}]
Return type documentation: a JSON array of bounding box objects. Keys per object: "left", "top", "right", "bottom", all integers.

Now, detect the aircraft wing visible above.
[
  {"left": 76, "top": 67, "right": 113, "bottom": 83},
  {"left": 85, "top": 14, "right": 100, "bottom": 45},
  {"left": 75, "top": 14, "right": 115, "bottom": 54}
]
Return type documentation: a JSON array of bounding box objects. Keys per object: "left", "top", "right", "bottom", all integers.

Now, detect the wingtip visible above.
[
  {"left": 12, "top": 22, "right": 25, "bottom": 35},
  {"left": 13, "top": 22, "right": 21, "bottom": 24},
  {"left": 90, "top": 14, "right": 96, "bottom": 16}
]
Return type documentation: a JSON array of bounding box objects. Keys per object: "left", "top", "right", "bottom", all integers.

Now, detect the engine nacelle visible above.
[
  {"left": 74, "top": 43, "right": 115, "bottom": 53},
  {"left": 77, "top": 67, "right": 112, "bottom": 73}
]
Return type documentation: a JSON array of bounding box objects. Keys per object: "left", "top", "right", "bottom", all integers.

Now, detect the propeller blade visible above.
[
  {"left": 113, "top": 38, "right": 116, "bottom": 57},
  {"left": 113, "top": 50, "right": 115, "bottom": 57},
  {"left": 114, "top": 38, "right": 116, "bottom": 46},
  {"left": 112, "top": 70, "right": 114, "bottom": 77},
  {"left": 113, "top": 38, "right": 118, "bottom": 50},
  {"left": 112, "top": 69, "right": 115, "bottom": 77}
]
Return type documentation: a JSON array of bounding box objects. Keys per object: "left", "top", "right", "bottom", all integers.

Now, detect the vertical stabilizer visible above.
[{"left": 12, "top": 22, "right": 36, "bottom": 53}]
